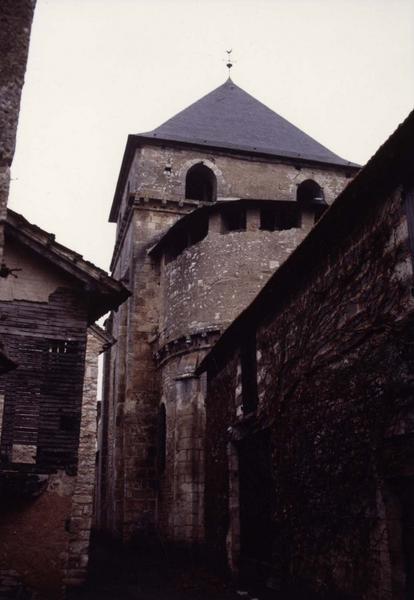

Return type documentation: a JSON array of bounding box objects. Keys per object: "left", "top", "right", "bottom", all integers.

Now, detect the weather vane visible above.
[{"left": 225, "top": 49, "right": 234, "bottom": 77}]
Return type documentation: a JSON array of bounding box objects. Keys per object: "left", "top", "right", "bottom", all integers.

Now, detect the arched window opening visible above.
[
  {"left": 297, "top": 180, "right": 326, "bottom": 207},
  {"left": 185, "top": 163, "right": 217, "bottom": 202},
  {"left": 297, "top": 180, "right": 327, "bottom": 224},
  {"left": 157, "top": 403, "right": 166, "bottom": 474}
]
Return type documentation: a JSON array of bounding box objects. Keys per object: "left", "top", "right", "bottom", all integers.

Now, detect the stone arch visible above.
[
  {"left": 296, "top": 179, "right": 326, "bottom": 207},
  {"left": 185, "top": 163, "right": 217, "bottom": 202},
  {"left": 179, "top": 158, "right": 226, "bottom": 200}
]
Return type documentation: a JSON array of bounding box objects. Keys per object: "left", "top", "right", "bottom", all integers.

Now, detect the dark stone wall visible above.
[
  {"left": 0, "top": 0, "right": 35, "bottom": 164},
  {"left": 205, "top": 185, "right": 414, "bottom": 598},
  {"left": 204, "top": 357, "right": 237, "bottom": 568},
  {"left": 256, "top": 188, "right": 412, "bottom": 598},
  {"left": 0, "top": 0, "right": 36, "bottom": 255},
  {"left": 0, "top": 0, "right": 35, "bottom": 375}
]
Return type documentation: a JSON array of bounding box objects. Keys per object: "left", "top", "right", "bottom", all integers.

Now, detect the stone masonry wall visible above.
[
  {"left": 205, "top": 185, "right": 414, "bottom": 598},
  {"left": 204, "top": 357, "right": 238, "bottom": 568},
  {"left": 101, "top": 204, "right": 184, "bottom": 541},
  {"left": 160, "top": 225, "right": 306, "bottom": 345},
  {"left": 157, "top": 351, "right": 209, "bottom": 545},
  {"left": 105, "top": 134, "right": 354, "bottom": 548},
  {"left": 0, "top": 1, "right": 36, "bottom": 261},
  {"left": 116, "top": 144, "right": 352, "bottom": 225},
  {"left": 64, "top": 329, "right": 102, "bottom": 589},
  {"left": 156, "top": 203, "right": 308, "bottom": 546}
]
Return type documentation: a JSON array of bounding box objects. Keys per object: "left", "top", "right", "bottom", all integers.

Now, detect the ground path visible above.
[
  {"left": 67, "top": 539, "right": 272, "bottom": 600},
  {"left": 68, "top": 566, "right": 265, "bottom": 600}
]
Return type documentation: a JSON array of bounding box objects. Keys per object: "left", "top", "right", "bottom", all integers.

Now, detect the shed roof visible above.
[{"left": 148, "top": 198, "right": 297, "bottom": 258}]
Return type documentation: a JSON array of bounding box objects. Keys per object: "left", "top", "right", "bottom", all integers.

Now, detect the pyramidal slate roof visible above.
[
  {"left": 140, "top": 78, "right": 356, "bottom": 167},
  {"left": 110, "top": 79, "right": 358, "bottom": 222}
]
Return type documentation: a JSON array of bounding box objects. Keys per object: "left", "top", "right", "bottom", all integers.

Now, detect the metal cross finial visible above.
[{"left": 226, "top": 49, "right": 233, "bottom": 76}]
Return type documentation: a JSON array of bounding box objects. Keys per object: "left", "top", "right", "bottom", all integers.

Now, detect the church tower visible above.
[{"left": 96, "top": 78, "right": 358, "bottom": 546}]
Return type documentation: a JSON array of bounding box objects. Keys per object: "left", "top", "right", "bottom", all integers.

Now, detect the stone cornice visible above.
[{"left": 152, "top": 327, "right": 221, "bottom": 368}]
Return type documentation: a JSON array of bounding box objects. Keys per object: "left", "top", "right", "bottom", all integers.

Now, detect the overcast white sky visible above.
[{"left": 9, "top": 0, "right": 414, "bottom": 271}]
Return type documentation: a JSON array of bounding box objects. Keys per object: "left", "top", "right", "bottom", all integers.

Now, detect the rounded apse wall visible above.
[{"left": 159, "top": 226, "right": 306, "bottom": 345}]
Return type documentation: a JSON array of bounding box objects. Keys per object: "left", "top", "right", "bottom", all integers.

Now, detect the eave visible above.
[{"left": 4, "top": 210, "right": 130, "bottom": 322}]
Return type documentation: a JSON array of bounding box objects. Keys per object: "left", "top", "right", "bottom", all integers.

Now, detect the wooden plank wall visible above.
[{"left": 0, "top": 288, "right": 87, "bottom": 474}]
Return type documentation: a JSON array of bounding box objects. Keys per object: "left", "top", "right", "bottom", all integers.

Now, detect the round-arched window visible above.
[
  {"left": 296, "top": 179, "right": 326, "bottom": 207},
  {"left": 185, "top": 163, "right": 217, "bottom": 202}
]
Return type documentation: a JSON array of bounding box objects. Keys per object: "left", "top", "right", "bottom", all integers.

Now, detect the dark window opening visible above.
[
  {"left": 157, "top": 403, "right": 166, "bottom": 474},
  {"left": 241, "top": 334, "right": 258, "bottom": 414},
  {"left": 297, "top": 180, "right": 327, "bottom": 224},
  {"left": 260, "top": 209, "right": 277, "bottom": 231},
  {"left": 278, "top": 206, "right": 301, "bottom": 229},
  {"left": 260, "top": 206, "right": 300, "bottom": 231},
  {"left": 222, "top": 208, "right": 246, "bottom": 232},
  {"left": 185, "top": 163, "right": 217, "bottom": 202},
  {"left": 165, "top": 218, "right": 208, "bottom": 264}
]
